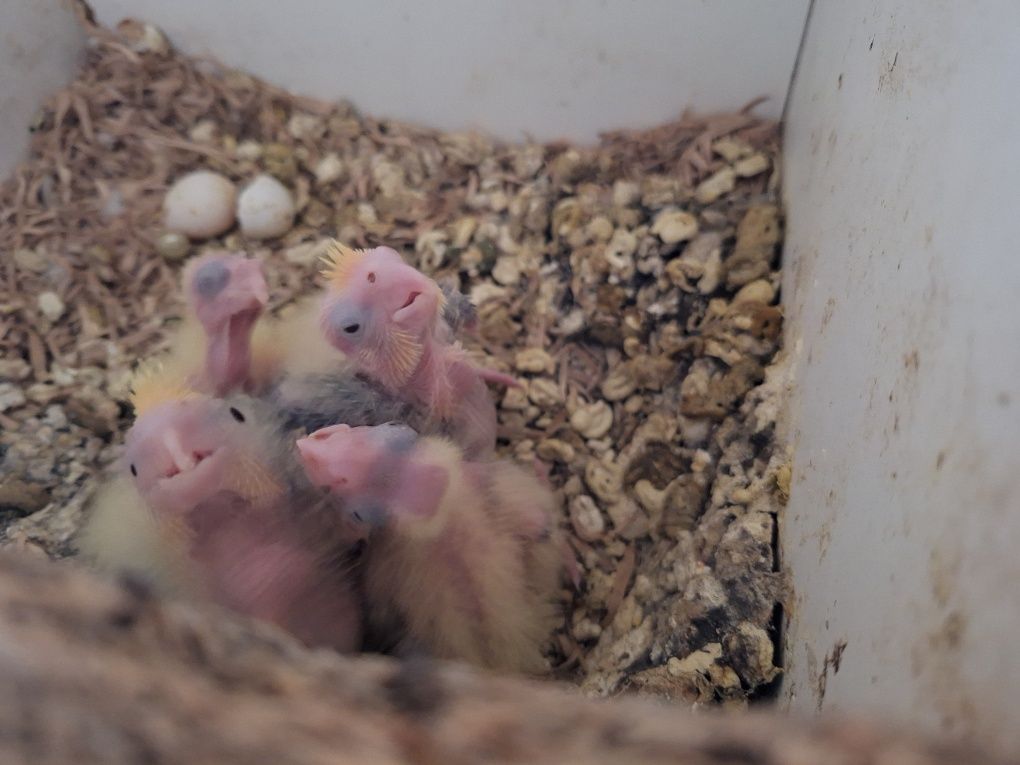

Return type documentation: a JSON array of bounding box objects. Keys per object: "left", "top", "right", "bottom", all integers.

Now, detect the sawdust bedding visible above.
[{"left": 0, "top": 15, "right": 790, "bottom": 706}]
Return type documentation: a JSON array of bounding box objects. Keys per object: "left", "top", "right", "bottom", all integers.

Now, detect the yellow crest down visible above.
[
  {"left": 129, "top": 360, "right": 198, "bottom": 416},
  {"left": 319, "top": 239, "right": 367, "bottom": 289}
]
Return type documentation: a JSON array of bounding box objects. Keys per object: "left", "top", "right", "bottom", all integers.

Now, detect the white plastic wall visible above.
[
  {"left": 86, "top": 0, "right": 810, "bottom": 143},
  {"left": 0, "top": 0, "right": 85, "bottom": 178},
  {"left": 780, "top": 0, "right": 1020, "bottom": 753}
]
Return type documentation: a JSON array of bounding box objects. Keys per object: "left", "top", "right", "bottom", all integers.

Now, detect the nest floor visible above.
[{"left": 0, "top": 18, "right": 790, "bottom": 706}]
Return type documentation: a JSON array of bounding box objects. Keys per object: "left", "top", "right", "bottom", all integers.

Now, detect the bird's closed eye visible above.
[
  {"left": 130, "top": 464, "right": 138, "bottom": 477},
  {"left": 229, "top": 407, "right": 246, "bottom": 423}
]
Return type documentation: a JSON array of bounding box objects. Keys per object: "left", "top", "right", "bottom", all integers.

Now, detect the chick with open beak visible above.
[{"left": 82, "top": 364, "right": 364, "bottom": 654}]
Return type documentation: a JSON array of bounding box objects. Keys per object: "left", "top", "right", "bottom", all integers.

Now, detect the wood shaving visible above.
[{"left": 0, "top": 16, "right": 790, "bottom": 706}]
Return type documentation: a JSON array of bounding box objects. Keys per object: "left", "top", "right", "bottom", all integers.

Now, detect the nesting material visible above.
[{"left": 0, "top": 17, "right": 788, "bottom": 707}]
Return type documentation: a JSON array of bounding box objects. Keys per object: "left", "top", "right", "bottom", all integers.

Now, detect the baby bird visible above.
[
  {"left": 268, "top": 369, "right": 425, "bottom": 436},
  {"left": 79, "top": 366, "right": 363, "bottom": 652},
  {"left": 267, "top": 287, "right": 491, "bottom": 437},
  {"left": 296, "top": 422, "right": 562, "bottom": 674},
  {"left": 163, "top": 250, "right": 492, "bottom": 442},
  {"left": 155, "top": 251, "right": 275, "bottom": 397},
  {"left": 317, "top": 242, "right": 517, "bottom": 455}
]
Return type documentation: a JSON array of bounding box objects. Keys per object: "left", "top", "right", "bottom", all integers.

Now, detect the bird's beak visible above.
[
  {"left": 162, "top": 427, "right": 199, "bottom": 475},
  {"left": 233, "top": 260, "right": 269, "bottom": 307}
]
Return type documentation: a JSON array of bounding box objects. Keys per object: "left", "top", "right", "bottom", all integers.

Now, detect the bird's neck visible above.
[
  {"left": 403, "top": 336, "right": 457, "bottom": 418},
  {"left": 205, "top": 311, "right": 259, "bottom": 396}
]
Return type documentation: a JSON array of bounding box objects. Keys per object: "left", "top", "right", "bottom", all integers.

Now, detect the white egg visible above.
[
  {"left": 163, "top": 171, "right": 237, "bottom": 239},
  {"left": 237, "top": 174, "right": 296, "bottom": 240}
]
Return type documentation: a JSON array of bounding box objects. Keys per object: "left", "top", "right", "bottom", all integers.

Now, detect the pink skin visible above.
[
  {"left": 477, "top": 367, "right": 523, "bottom": 389},
  {"left": 319, "top": 247, "right": 443, "bottom": 370},
  {"left": 296, "top": 423, "right": 449, "bottom": 523},
  {"left": 124, "top": 400, "right": 362, "bottom": 651},
  {"left": 188, "top": 509, "right": 362, "bottom": 653},
  {"left": 319, "top": 247, "right": 518, "bottom": 452},
  {"left": 296, "top": 423, "right": 387, "bottom": 496},
  {"left": 214, "top": 539, "right": 322, "bottom": 625},
  {"left": 561, "top": 542, "right": 582, "bottom": 590},
  {"left": 182, "top": 252, "right": 269, "bottom": 396},
  {"left": 124, "top": 399, "right": 236, "bottom": 519},
  {"left": 532, "top": 458, "right": 552, "bottom": 487}
]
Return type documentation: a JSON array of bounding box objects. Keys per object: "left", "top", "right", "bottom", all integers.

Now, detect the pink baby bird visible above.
[
  {"left": 115, "top": 370, "right": 363, "bottom": 653},
  {"left": 296, "top": 422, "right": 562, "bottom": 674},
  {"left": 180, "top": 251, "right": 270, "bottom": 396},
  {"left": 317, "top": 242, "right": 518, "bottom": 456}
]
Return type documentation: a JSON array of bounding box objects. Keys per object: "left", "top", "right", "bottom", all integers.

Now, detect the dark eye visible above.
[
  {"left": 229, "top": 407, "right": 246, "bottom": 423},
  {"left": 367, "top": 272, "right": 376, "bottom": 283},
  {"left": 130, "top": 464, "right": 138, "bottom": 477},
  {"left": 343, "top": 323, "right": 360, "bottom": 334}
]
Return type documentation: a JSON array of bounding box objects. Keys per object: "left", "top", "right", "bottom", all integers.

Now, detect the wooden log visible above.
[{"left": 0, "top": 551, "right": 1007, "bottom": 765}]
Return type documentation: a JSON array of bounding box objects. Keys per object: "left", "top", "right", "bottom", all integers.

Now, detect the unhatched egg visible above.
[
  {"left": 164, "top": 170, "right": 237, "bottom": 239},
  {"left": 237, "top": 174, "right": 295, "bottom": 240}
]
